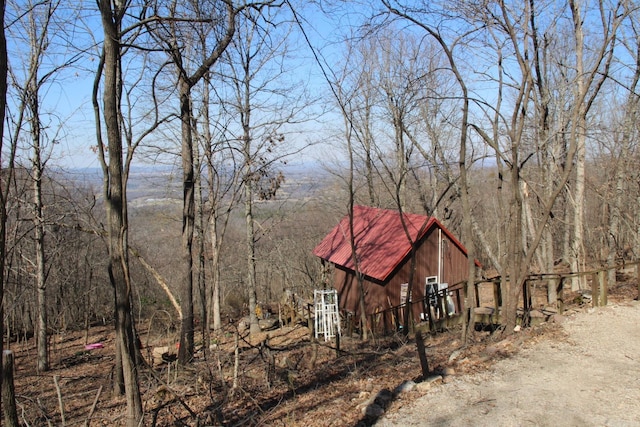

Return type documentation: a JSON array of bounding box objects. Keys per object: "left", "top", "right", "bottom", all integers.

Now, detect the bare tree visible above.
[
  {"left": 0, "top": 0, "right": 10, "bottom": 418},
  {"left": 93, "top": 0, "right": 150, "bottom": 423},
  {"left": 216, "top": 5, "right": 306, "bottom": 335},
  {"left": 147, "top": 0, "right": 264, "bottom": 362},
  {"left": 566, "top": 0, "right": 624, "bottom": 289},
  {"left": 383, "top": 0, "right": 478, "bottom": 339},
  {"left": 7, "top": 0, "right": 80, "bottom": 373}
]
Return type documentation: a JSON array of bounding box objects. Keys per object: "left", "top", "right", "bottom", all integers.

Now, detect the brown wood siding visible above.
[
  {"left": 332, "top": 226, "right": 471, "bottom": 331},
  {"left": 442, "top": 234, "right": 469, "bottom": 287}
]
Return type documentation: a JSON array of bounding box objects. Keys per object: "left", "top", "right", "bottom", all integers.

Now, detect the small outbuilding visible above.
[{"left": 313, "top": 205, "right": 477, "bottom": 331}]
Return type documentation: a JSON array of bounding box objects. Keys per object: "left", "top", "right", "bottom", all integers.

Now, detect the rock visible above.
[
  {"left": 484, "top": 345, "right": 499, "bottom": 357},
  {"left": 277, "top": 355, "right": 289, "bottom": 369},
  {"left": 364, "top": 378, "right": 374, "bottom": 392},
  {"left": 152, "top": 346, "right": 171, "bottom": 366},
  {"left": 449, "top": 348, "right": 464, "bottom": 362},
  {"left": 394, "top": 380, "right": 416, "bottom": 394},
  {"left": 259, "top": 318, "right": 279, "bottom": 331},
  {"left": 549, "top": 313, "right": 565, "bottom": 324},
  {"left": 443, "top": 366, "right": 455, "bottom": 376},
  {"left": 415, "top": 375, "right": 443, "bottom": 392},
  {"left": 415, "top": 381, "right": 432, "bottom": 392},
  {"left": 152, "top": 346, "right": 169, "bottom": 356},
  {"left": 425, "top": 374, "right": 443, "bottom": 384},
  {"left": 238, "top": 317, "right": 250, "bottom": 332},
  {"left": 514, "top": 325, "right": 521, "bottom": 332}
]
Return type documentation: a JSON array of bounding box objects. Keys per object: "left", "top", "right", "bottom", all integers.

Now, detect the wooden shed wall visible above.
[{"left": 332, "top": 227, "right": 470, "bottom": 328}]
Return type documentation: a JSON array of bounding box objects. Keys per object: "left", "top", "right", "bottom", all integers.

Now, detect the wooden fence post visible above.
[
  {"left": 3, "top": 350, "right": 19, "bottom": 427},
  {"left": 523, "top": 279, "right": 532, "bottom": 312},
  {"left": 557, "top": 278, "right": 564, "bottom": 314},
  {"left": 415, "top": 331, "right": 429, "bottom": 379},
  {"left": 598, "top": 270, "right": 608, "bottom": 306},
  {"left": 636, "top": 262, "right": 640, "bottom": 300},
  {"left": 547, "top": 276, "right": 557, "bottom": 306},
  {"left": 493, "top": 280, "right": 501, "bottom": 319},
  {"left": 591, "top": 273, "right": 599, "bottom": 307}
]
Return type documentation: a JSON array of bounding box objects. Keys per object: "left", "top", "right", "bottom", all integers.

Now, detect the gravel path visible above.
[{"left": 378, "top": 301, "right": 640, "bottom": 427}]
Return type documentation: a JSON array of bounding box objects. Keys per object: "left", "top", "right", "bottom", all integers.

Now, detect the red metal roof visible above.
[{"left": 313, "top": 205, "right": 471, "bottom": 282}]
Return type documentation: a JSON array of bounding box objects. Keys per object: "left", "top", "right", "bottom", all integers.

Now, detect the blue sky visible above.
[{"left": 4, "top": 1, "right": 359, "bottom": 170}]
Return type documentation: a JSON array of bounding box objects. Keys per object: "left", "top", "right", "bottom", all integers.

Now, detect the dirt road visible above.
[{"left": 378, "top": 301, "right": 640, "bottom": 427}]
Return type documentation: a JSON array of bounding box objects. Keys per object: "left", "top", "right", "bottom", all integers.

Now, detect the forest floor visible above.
[{"left": 7, "top": 274, "right": 639, "bottom": 426}]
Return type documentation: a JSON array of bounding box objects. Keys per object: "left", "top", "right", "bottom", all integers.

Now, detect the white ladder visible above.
[{"left": 314, "top": 289, "right": 341, "bottom": 342}]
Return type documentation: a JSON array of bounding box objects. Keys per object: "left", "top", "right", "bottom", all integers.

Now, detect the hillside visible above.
[{"left": 7, "top": 277, "right": 637, "bottom": 426}]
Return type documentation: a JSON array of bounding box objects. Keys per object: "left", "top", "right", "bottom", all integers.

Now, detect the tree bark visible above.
[
  {"left": 161, "top": 0, "right": 238, "bottom": 361},
  {"left": 178, "top": 77, "right": 196, "bottom": 364},
  {"left": 96, "top": 1, "right": 142, "bottom": 423},
  {"left": 0, "top": 0, "right": 10, "bottom": 414},
  {"left": 28, "top": 76, "right": 48, "bottom": 373},
  {"left": 2, "top": 351, "right": 18, "bottom": 427}
]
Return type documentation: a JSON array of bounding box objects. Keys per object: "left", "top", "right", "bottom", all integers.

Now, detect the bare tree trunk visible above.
[
  {"left": 201, "top": 72, "right": 224, "bottom": 333},
  {"left": 95, "top": 1, "right": 142, "bottom": 423},
  {"left": 504, "top": 143, "right": 524, "bottom": 332},
  {"left": 569, "top": 0, "right": 587, "bottom": 290},
  {"left": 156, "top": 1, "right": 238, "bottom": 361},
  {"left": 607, "top": 47, "right": 640, "bottom": 286},
  {"left": 27, "top": 75, "right": 48, "bottom": 372},
  {"left": 210, "top": 216, "right": 222, "bottom": 331},
  {"left": 34, "top": 129, "right": 48, "bottom": 373},
  {"left": 2, "top": 351, "right": 18, "bottom": 427},
  {"left": 194, "top": 137, "right": 208, "bottom": 354},
  {"left": 178, "top": 77, "right": 196, "bottom": 364},
  {"left": 0, "top": 0, "right": 7, "bottom": 410},
  {"left": 245, "top": 177, "right": 261, "bottom": 335}
]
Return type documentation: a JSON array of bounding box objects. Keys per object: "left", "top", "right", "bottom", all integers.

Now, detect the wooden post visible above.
[
  {"left": 461, "top": 280, "right": 470, "bottom": 343},
  {"left": 636, "top": 262, "right": 640, "bottom": 300},
  {"left": 548, "top": 276, "right": 557, "bottom": 305},
  {"left": 557, "top": 277, "right": 564, "bottom": 314},
  {"left": 522, "top": 279, "right": 530, "bottom": 312},
  {"left": 83, "top": 386, "right": 103, "bottom": 427},
  {"left": 382, "top": 311, "right": 387, "bottom": 335},
  {"left": 415, "top": 331, "right": 429, "bottom": 379},
  {"left": 591, "top": 273, "right": 599, "bottom": 307},
  {"left": 598, "top": 270, "right": 608, "bottom": 306},
  {"left": 2, "top": 350, "right": 19, "bottom": 427},
  {"left": 53, "top": 375, "right": 67, "bottom": 426},
  {"left": 493, "top": 281, "right": 501, "bottom": 324},
  {"left": 307, "top": 303, "right": 313, "bottom": 339},
  {"left": 474, "top": 282, "right": 480, "bottom": 308},
  {"left": 232, "top": 333, "right": 239, "bottom": 390},
  {"left": 369, "top": 314, "right": 375, "bottom": 337},
  {"left": 335, "top": 332, "right": 340, "bottom": 358}
]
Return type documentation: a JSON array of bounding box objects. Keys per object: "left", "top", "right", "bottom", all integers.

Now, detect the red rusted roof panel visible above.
[{"left": 312, "top": 205, "right": 439, "bottom": 282}]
